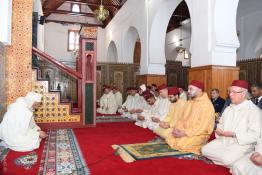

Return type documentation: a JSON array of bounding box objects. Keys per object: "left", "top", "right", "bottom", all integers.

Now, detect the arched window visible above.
[
  {"left": 68, "top": 30, "right": 79, "bottom": 51},
  {"left": 72, "top": 4, "right": 80, "bottom": 13}
]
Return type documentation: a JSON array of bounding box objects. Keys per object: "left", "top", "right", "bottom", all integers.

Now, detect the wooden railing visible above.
[
  {"left": 32, "top": 46, "right": 83, "bottom": 112},
  {"left": 32, "top": 47, "right": 82, "bottom": 80}
]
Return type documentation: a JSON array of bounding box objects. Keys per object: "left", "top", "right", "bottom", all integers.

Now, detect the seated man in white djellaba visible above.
[
  {"left": 202, "top": 80, "right": 262, "bottom": 168},
  {"left": 135, "top": 87, "right": 171, "bottom": 130},
  {"left": 231, "top": 128, "right": 262, "bottom": 175},
  {"left": 118, "top": 87, "right": 140, "bottom": 118},
  {"left": 112, "top": 86, "right": 123, "bottom": 109},
  {"left": 97, "top": 85, "right": 118, "bottom": 114},
  {"left": 129, "top": 84, "right": 151, "bottom": 120},
  {"left": 0, "top": 92, "right": 47, "bottom": 152}
]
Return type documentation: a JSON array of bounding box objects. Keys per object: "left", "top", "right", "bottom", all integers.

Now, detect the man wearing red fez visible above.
[
  {"left": 97, "top": 85, "right": 118, "bottom": 114},
  {"left": 154, "top": 87, "right": 187, "bottom": 138},
  {"left": 135, "top": 92, "right": 156, "bottom": 128},
  {"left": 141, "top": 84, "right": 171, "bottom": 130},
  {"left": 166, "top": 80, "right": 215, "bottom": 155},
  {"left": 202, "top": 80, "right": 262, "bottom": 172},
  {"left": 167, "top": 87, "right": 180, "bottom": 103},
  {"left": 135, "top": 88, "right": 171, "bottom": 130}
]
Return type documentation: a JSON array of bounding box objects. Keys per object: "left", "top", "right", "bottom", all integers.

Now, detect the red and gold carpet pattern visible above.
[
  {"left": 0, "top": 123, "right": 231, "bottom": 175},
  {"left": 38, "top": 129, "right": 89, "bottom": 175}
]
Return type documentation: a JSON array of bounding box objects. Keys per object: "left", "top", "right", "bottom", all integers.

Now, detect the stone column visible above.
[
  {"left": 0, "top": 42, "right": 6, "bottom": 121},
  {"left": 188, "top": 0, "right": 240, "bottom": 98}
]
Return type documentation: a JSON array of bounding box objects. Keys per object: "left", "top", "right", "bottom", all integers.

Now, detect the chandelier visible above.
[{"left": 94, "top": 0, "right": 109, "bottom": 21}]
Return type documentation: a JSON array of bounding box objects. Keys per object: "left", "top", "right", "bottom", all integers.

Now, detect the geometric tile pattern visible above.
[
  {"left": 5, "top": 0, "right": 33, "bottom": 104},
  {"left": 81, "top": 27, "right": 97, "bottom": 39},
  {"left": 32, "top": 70, "right": 80, "bottom": 123}
]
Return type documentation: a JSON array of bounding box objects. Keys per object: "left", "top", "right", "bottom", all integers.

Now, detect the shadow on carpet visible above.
[{"left": 38, "top": 129, "right": 90, "bottom": 175}]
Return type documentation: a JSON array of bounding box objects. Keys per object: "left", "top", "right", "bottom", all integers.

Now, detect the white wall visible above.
[
  {"left": 236, "top": 0, "right": 262, "bottom": 59},
  {"left": 102, "top": 0, "right": 149, "bottom": 74},
  {"left": 44, "top": 22, "right": 81, "bottom": 62},
  {"left": 102, "top": 0, "right": 239, "bottom": 71},
  {"left": 43, "top": 0, "right": 256, "bottom": 74},
  {"left": 33, "top": 0, "right": 45, "bottom": 51},
  {"left": 107, "top": 41, "right": 118, "bottom": 62},
  {"left": 0, "top": 0, "right": 12, "bottom": 45},
  {"left": 97, "top": 27, "right": 105, "bottom": 62}
]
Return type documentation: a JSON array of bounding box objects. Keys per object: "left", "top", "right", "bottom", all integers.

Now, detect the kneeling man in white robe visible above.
[
  {"left": 97, "top": 86, "right": 118, "bottom": 114},
  {"left": 231, "top": 129, "right": 262, "bottom": 175},
  {"left": 0, "top": 92, "right": 47, "bottom": 152},
  {"left": 202, "top": 80, "right": 262, "bottom": 168}
]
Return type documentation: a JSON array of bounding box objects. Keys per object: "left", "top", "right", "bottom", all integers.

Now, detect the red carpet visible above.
[
  {"left": 0, "top": 142, "right": 44, "bottom": 175},
  {"left": 74, "top": 122, "right": 231, "bottom": 175},
  {"left": 0, "top": 122, "right": 231, "bottom": 175}
]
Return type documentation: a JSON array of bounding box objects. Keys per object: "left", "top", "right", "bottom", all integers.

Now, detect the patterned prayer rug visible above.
[
  {"left": 112, "top": 142, "right": 193, "bottom": 163},
  {"left": 0, "top": 146, "right": 9, "bottom": 162},
  {"left": 15, "top": 152, "right": 37, "bottom": 169},
  {"left": 38, "top": 129, "right": 90, "bottom": 175},
  {"left": 113, "top": 141, "right": 213, "bottom": 164}
]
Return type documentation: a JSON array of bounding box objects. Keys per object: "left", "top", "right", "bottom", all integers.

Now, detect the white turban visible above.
[
  {"left": 139, "top": 84, "right": 146, "bottom": 92},
  {"left": 24, "top": 92, "right": 42, "bottom": 108}
]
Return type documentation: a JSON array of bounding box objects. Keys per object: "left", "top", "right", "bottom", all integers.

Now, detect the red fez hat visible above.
[
  {"left": 143, "top": 92, "right": 154, "bottom": 100},
  {"left": 190, "top": 80, "right": 204, "bottom": 90},
  {"left": 168, "top": 87, "right": 180, "bottom": 95},
  {"left": 102, "top": 85, "right": 110, "bottom": 91},
  {"left": 158, "top": 84, "right": 167, "bottom": 91},
  {"left": 112, "top": 86, "right": 117, "bottom": 90},
  {"left": 231, "top": 80, "right": 249, "bottom": 89}
]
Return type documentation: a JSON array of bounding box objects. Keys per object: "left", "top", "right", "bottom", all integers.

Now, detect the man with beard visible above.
[
  {"left": 153, "top": 86, "right": 187, "bottom": 139},
  {"left": 166, "top": 80, "right": 215, "bottom": 155}
]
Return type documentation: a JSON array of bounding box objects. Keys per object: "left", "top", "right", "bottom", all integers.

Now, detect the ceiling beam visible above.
[
  {"left": 45, "top": 10, "right": 95, "bottom": 17},
  {"left": 45, "top": 19, "right": 104, "bottom": 27},
  {"left": 65, "top": 0, "right": 121, "bottom": 9},
  {"left": 43, "top": 0, "right": 65, "bottom": 17}
]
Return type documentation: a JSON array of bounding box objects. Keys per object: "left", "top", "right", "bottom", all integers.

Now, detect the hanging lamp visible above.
[{"left": 94, "top": 0, "right": 109, "bottom": 21}]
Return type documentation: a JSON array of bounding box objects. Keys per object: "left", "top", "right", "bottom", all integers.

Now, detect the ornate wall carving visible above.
[
  {"left": 237, "top": 58, "right": 262, "bottom": 84},
  {"left": 5, "top": 0, "right": 33, "bottom": 104},
  {"left": 96, "top": 63, "right": 139, "bottom": 99},
  {"left": 166, "top": 61, "right": 189, "bottom": 89}
]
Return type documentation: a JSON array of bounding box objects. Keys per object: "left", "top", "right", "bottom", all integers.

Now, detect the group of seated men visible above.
[
  {"left": 117, "top": 80, "right": 262, "bottom": 175},
  {"left": 97, "top": 85, "right": 123, "bottom": 114}
]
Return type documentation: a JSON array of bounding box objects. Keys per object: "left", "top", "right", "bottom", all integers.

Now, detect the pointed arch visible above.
[
  {"left": 149, "top": 0, "right": 192, "bottom": 65},
  {"left": 107, "top": 41, "right": 118, "bottom": 62},
  {"left": 123, "top": 26, "right": 141, "bottom": 63}
]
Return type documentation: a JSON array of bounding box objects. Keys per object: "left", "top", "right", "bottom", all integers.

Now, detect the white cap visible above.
[{"left": 139, "top": 84, "right": 146, "bottom": 92}]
